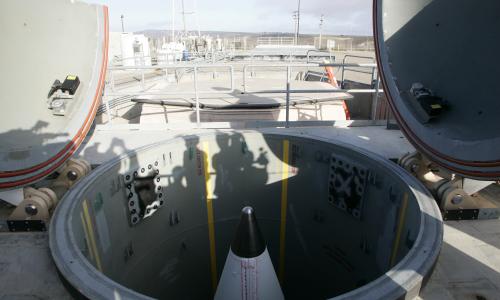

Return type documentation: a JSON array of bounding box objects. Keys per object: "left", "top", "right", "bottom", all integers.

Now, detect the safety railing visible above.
[
  {"left": 242, "top": 63, "right": 379, "bottom": 93},
  {"left": 340, "top": 55, "right": 376, "bottom": 83},
  {"left": 104, "top": 62, "right": 383, "bottom": 128},
  {"left": 241, "top": 62, "right": 382, "bottom": 127},
  {"left": 257, "top": 37, "right": 295, "bottom": 46},
  {"left": 306, "top": 50, "right": 335, "bottom": 63},
  {"left": 105, "top": 64, "right": 234, "bottom": 126},
  {"left": 338, "top": 55, "right": 380, "bottom": 120}
]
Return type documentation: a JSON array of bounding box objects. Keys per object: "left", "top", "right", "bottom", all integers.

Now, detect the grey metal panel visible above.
[
  {"left": 0, "top": 0, "right": 108, "bottom": 188},
  {"left": 375, "top": 0, "right": 500, "bottom": 179}
]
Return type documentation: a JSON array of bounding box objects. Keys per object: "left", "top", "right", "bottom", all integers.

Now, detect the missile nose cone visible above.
[
  {"left": 231, "top": 206, "right": 266, "bottom": 258},
  {"left": 242, "top": 206, "right": 253, "bottom": 215}
]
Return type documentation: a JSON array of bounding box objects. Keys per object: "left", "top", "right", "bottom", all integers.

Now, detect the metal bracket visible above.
[
  {"left": 123, "top": 161, "right": 164, "bottom": 226},
  {"left": 7, "top": 220, "right": 47, "bottom": 232},
  {"left": 47, "top": 91, "right": 74, "bottom": 116},
  {"left": 442, "top": 209, "right": 479, "bottom": 221},
  {"left": 398, "top": 151, "right": 500, "bottom": 220},
  {"left": 328, "top": 153, "right": 368, "bottom": 219}
]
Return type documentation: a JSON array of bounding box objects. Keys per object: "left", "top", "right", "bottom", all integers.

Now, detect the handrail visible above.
[
  {"left": 108, "top": 64, "right": 238, "bottom": 70},
  {"left": 306, "top": 49, "right": 335, "bottom": 63},
  {"left": 107, "top": 65, "right": 234, "bottom": 95},
  {"left": 242, "top": 63, "right": 378, "bottom": 93},
  {"left": 105, "top": 61, "right": 383, "bottom": 128},
  {"left": 248, "top": 89, "right": 383, "bottom": 94},
  {"left": 105, "top": 64, "right": 234, "bottom": 127},
  {"left": 341, "top": 55, "right": 376, "bottom": 83},
  {"left": 240, "top": 62, "right": 382, "bottom": 127}
]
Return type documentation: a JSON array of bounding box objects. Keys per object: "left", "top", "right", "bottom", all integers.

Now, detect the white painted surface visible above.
[
  {"left": 215, "top": 248, "right": 284, "bottom": 300},
  {"left": 120, "top": 33, "right": 152, "bottom": 67},
  {"left": 78, "top": 125, "right": 414, "bottom": 165}
]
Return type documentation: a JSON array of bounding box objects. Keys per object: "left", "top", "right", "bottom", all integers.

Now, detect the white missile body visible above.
[
  {"left": 214, "top": 207, "right": 284, "bottom": 300},
  {"left": 215, "top": 248, "right": 283, "bottom": 300}
]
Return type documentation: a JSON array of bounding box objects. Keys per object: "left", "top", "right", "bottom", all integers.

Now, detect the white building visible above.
[{"left": 108, "top": 32, "right": 152, "bottom": 67}]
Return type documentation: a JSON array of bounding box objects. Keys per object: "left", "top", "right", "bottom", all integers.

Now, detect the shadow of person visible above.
[
  {"left": 212, "top": 132, "right": 269, "bottom": 216},
  {"left": 2, "top": 120, "right": 68, "bottom": 143},
  {"left": 182, "top": 135, "right": 203, "bottom": 186},
  {"left": 149, "top": 134, "right": 215, "bottom": 299},
  {"left": 80, "top": 138, "right": 129, "bottom": 165},
  {"left": 0, "top": 120, "right": 70, "bottom": 163},
  {"left": 163, "top": 166, "right": 188, "bottom": 210},
  {"left": 81, "top": 142, "right": 101, "bottom": 166}
]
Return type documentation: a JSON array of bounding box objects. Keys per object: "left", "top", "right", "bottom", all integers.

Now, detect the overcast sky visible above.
[{"left": 85, "top": 0, "right": 372, "bottom": 35}]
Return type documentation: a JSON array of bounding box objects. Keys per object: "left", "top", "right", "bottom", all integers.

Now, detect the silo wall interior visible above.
[{"left": 52, "top": 131, "right": 441, "bottom": 299}]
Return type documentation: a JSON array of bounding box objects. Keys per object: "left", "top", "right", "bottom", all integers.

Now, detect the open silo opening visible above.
[{"left": 50, "top": 131, "right": 442, "bottom": 299}]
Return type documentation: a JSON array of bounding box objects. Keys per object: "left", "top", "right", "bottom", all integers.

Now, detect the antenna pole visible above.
[
  {"left": 181, "top": 0, "right": 187, "bottom": 35},
  {"left": 194, "top": 0, "right": 201, "bottom": 37},
  {"left": 319, "top": 15, "right": 324, "bottom": 49},
  {"left": 296, "top": 0, "right": 301, "bottom": 44},
  {"left": 171, "top": 0, "right": 175, "bottom": 42},
  {"left": 292, "top": 11, "right": 298, "bottom": 45}
]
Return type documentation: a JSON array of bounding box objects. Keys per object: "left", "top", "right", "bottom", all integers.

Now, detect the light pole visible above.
[
  {"left": 181, "top": 0, "right": 187, "bottom": 35},
  {"left": 292, "top": 11, "right": 298, "bottom": 45},
  {"left": 171, "top": 0, "right": 175, "bottom": 42},
  {"left": 296, "top": 0, "right": 301, "bottom": 45},
  {"left": 319, "top": 15, "right": 324, "bottom": 49},
  {"left": 120, "top": 14, "right": 125, "bottom": 32}
]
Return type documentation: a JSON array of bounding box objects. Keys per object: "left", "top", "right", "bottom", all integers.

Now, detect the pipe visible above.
[{"left": 131, "top": 97, "right": 345, "bottom": 110}]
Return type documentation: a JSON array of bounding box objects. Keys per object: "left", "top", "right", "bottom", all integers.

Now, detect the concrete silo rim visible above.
[
  {"left": 49, "top": 139, "right": 171, "bottom": 300},
  {"left": 331, "top": 168, "right": 443, "bottom": 299},
  {"left": 49, "top": 131, "right": 443, "bottom": 300}
]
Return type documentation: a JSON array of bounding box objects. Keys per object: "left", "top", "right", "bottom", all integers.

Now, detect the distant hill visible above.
[
  {"left": 135, "top": 29, "right": 373, "bottom": 51},
  {"left": 136, "top": 29, "right": 371, "bottom": 40}
]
